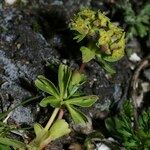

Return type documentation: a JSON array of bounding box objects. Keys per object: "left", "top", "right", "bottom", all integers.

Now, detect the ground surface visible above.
[{"left": 0, "top": 0, "right": 149, "bottom": 149}]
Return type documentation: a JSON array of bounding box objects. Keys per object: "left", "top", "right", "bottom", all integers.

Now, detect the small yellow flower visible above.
[
  {"left": 70, "top": 17, "right": 90, "bottom": 35},
  {"left": 109, "top": 23, "right": 123, "bottom": 37},
  {"left": 93, "top": 19, "right": 101, "bottom": 27},
  {"left": 103, "top": 33, "right": 125, "bottom": 62},
  {"left": 70, "top": 8, "right": 126, "bottom": 63},
  {"left": 98, "top": 11, "right": 110, "bottom": 27},
  {"left": 79, "top": 8, "right": 96, "bottom": 21},
  {"left": 98, "top": 29, "right": 111, "bottom": 45}
]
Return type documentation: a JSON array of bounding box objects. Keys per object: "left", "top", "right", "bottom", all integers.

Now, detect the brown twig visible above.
[
  {"left": 79, "top": 63, "right": 85, "bottom": 73},
  {"left": 130, "top": 55, "right": 150, "bottom": 129}
]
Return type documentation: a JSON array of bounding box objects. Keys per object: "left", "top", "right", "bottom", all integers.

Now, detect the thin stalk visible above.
[
  {"left": 79, "top": 63, "right": 85, "bottom": 73},
  {"left": 58, "top": 109, "right": 64, "bottom": 119},
  {"left": 44, "top": 108, "right": 60, "bottom": 131},
  {"left": 0, "top": 96, "right": 40, "bottom": 120}
]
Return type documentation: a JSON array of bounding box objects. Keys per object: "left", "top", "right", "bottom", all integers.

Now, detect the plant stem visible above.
[
  {"left": 44, "top": 108, "right": 60, "bottom": 131},
  {"left": 58, "top": 109, "right": 64, "bottom": 119},
  {"left": 79, "top": 63, "right": 85, "bottom": 73}
]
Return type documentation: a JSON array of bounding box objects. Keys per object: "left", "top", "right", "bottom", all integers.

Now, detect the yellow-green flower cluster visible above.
[{"left": 69, "top": 8, "right": 125, "bottom": 62}]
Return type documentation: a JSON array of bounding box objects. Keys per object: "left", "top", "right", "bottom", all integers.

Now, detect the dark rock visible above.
[{"left": 0, "top": 6, "right": 60, "bottom": 125}]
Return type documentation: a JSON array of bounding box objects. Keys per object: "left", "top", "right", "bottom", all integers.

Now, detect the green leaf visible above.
[
  {"left": 69, "top": 70, "right": 86, "bottom": 87},
  {"left": 102, "top": 62, "right": 116, "bottom": 74},
  {"left": 135, "top": 23, "right": 149, "bottom": 37},
  {"left": 0, "top": 144, "right": 11, "bottom": 150},
  {"left": 122, "top": 100, "right": 134, "bottom": 118},
  {"left": 80, "top": 46, "right": 96, "bottom": 63},
  {"left": 68, "top": 70, "right": 86, "bottom": 96},
  {"left": 39, "top": 96, "right": 61, "bottom": 108},
  {"left": 26, "top": 145, "right": 40, "bottom": 150},
  {"left": 30, "top": 129, "right": 49, "bottom": 148},
  {"left": 66, "top": 104, "right": 88, "bottom": 124},
  {"left": 100, "top": 60, "right": 116, "bottom": 74},
  {"left": 49, "top": 119, "right": 71, "bottom": 141},
  {"left": 118, "top": 129, "right": 132, "bottom": 138},
  {"left": 58, "top": 64, "right": 72, "bottom": 99},
  {"left": 73, "top": 34, "right": 86, "bottom": 42},
  {"left": 64, "top": 95, "right": 98, "bottom": 107},
  {"left": 124, "top": 140, "right": 137, "bottom": 148},
  {"left": 96, "top": 54, "right": 116, "bottom": 74},
  {"left": 105, "top": 118, "right": 116, "bottom": 133},
  {"left": 35, "top": 75, "right": 59, "bottom": 98},
  {"left": 0, "top": 137, "right": 26, "bottom": 149},
  {"left": 34, "top": 123, "right": 44, "bottom": 137},
  {"left": 36, "top": 119, "right": 70, "bottom": 149}
]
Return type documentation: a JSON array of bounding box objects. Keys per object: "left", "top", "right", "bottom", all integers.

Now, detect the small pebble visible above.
[{"left": 129, "top": 53, "right": 141, "bottom": 62}]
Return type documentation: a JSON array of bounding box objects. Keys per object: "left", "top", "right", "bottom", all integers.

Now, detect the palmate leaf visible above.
[
  {"left": 48, "top": 119, "right": 71, "bottom": 141},
  {"left": 39, "top": 96, "right": 61, "bottom": 108},
  {"left": 35, "top": 64, "right": 99, "bottom": 125},
  {"left": 66, "top": 104, "right": 88, "bottom": 124},
  {"left": 64, "top": 95, "right": 98, "bottom": 107},
  {"left": 58, "top": 64, "right": 72, "bottom": 99},
  {"left": 35, "top": 75, "right": 59, "bottom": 98},
  {"left": 80, "top": 46, "right": 96, "bottom": 63}
]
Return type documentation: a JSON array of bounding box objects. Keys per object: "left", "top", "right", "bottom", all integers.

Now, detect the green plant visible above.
[
  {"left": 28, "top": 119, "right": 70, "bottom": 150},
  {"left": 0, "top": 64, "right": 98, "bottom": 150},
  {"left": 84, "top": 131, "right": 120, "bottom": 150},
  {"left": 105, "top": 100, "right": 150, "bottom": 149},
  {"left": 28, "top": 63, "right": 98, "bottom": 149},
  {"left": 125, "top": 3, "right": 150, "bottom": 39},
  {"left": 35, "top": 64, "right": 98, "bottom": 125},
  {"left": 0, "top": 120, "right": 26, "bottom": 150},
  {"left": 0, "top": 88, "right": 71, "bottom": 150},
  {"left": 0, "top": 97, "right": 39, "bottom": 150},
  {"left": 115, "top": 1, "right": 150, "bottom": 40},
  {"left": 69, "top": 8, "right": 125, "bottom": 74}
]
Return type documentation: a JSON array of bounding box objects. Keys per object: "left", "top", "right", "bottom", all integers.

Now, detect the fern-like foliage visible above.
[
  {"left": 105, "top": 101, "right": 150, "bottom": 149},
  {"left": 118, "top": 1, "right": 150, "bottom": 39}
]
